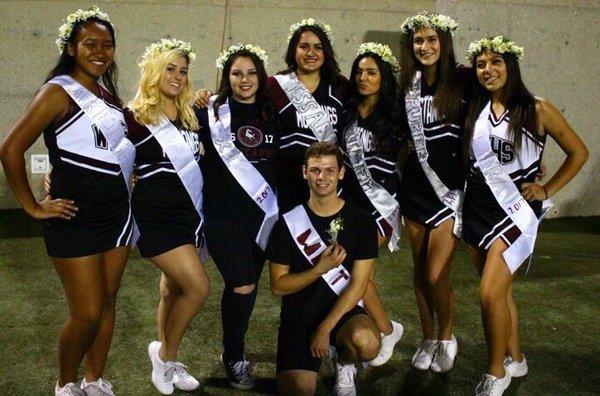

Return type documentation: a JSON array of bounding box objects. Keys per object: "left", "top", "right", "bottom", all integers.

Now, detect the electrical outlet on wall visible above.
[{"left": 31, "top": 154, "right": 49, "bottom": 174}]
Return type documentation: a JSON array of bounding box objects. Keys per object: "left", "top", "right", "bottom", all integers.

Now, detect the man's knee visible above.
[{"left": 349, "top": 326, "right": 380, "bottom": 361}]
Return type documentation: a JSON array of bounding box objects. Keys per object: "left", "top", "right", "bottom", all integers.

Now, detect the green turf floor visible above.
[{"left": 0, "top": 217, "right": 598, "bottom": 395}]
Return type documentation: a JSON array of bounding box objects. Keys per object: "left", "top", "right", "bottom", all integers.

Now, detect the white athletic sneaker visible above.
[
  {"left": 411, "top": 339, "right": 438, "bottom": 370},
  {"left": 430, "top": 335, "right": 458, "bottom": 373},
  {"left": 475, "top": 372, "right": 511, "bottom": 396},
  {"left": 504, "top": 354, "right": 528, "bottom": 377},
  {"left": 333, "top": 361, "right": 357, "bottom": 396},
  {"left": 171, "top": 361, "right": 200, "bottom": 391},
  {"left": 220, "top": 353, "right": 255, "bottom": 390},
  {"left": 148, "top": 341, "right": 175, "bottom": 395},
  {"left": 370, "top": 320, "right": 404, "bottom": 367},
  {"left": 55, "top": 382, "right": 85, "bottom": 396},
  {"left": 80, "top": 378, "right": 114, "bottom": 396}
]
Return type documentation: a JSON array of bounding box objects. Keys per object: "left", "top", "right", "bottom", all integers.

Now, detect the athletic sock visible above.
[{"left": 221, "top": 286, "right": 258, "bottom": 362}]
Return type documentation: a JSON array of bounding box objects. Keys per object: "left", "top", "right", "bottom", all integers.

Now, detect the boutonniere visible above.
[{"left": 327, "top": 215, "right": 344, "bottom": 244}]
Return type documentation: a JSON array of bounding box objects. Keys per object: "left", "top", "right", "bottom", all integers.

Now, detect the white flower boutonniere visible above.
[{"left": 327, "top": 216, "right": 344, "bottom": 244}]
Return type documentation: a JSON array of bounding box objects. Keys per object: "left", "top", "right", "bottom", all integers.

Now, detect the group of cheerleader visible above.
[{"left": 0, "top": 5, "right": 587, "bottom": 396}]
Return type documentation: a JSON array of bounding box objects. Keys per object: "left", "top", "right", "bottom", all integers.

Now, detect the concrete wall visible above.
[{"left": 0, "top": 0, "right": 597, "bottom": 217}]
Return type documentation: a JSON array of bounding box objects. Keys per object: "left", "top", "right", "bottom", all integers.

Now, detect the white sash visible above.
[
  {"left": 145, "top": 116, "right": 207, "bottom": 259},
  {"left": 49, "top": 75, "right": 138, "bottom": 244},
  {"left": 344, "top": 120, "right": 400, "bottom": 252},
  {"left": 283, "top": 205, "right": 362, "bottom": 305},
  {"left": 472, "top": 102, "right": 550, "bottom": 272},
  {"left": 207, "top": 98, "right": 279, "bottom": 250},
  {"left": 405, "top": 71, "right": 464, "bottom": 237},
  {"left": 274, "top": 72, "right": 336, "bottom": 143}
]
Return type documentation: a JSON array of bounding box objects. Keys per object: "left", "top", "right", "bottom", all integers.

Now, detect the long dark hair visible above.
[
  {"left": 45, "top": 18, "right": 121, "bottom": 106},
  {"left": 213, "top": 51, "right": 277, "bottom": 126},
  {"left": 346, "top": 53, "right": 401, "bottom": 155},
  {"left": 464, "top": 51, "right": 538, "bottom": 156},
  {"left": 399, "top": 28, "right": 462, "bottom": 123},
  {"left": 279, "top": 25, "right": 341, "bottom": 83}
]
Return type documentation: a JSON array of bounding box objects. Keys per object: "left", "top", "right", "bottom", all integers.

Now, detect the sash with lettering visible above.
[
  {"left": 472, "top": 102, "right": 551, "bottom": 272},
  {"left": 207, "top": 97, "right": 279, "bottom": 250},
  {"left": 48, "top": 74, "right": 138, "bottom": 244},
  {"left": 344, "top": 120, "right": 400, "bottom": 252},
  {"left": 405, "top": 71, "right": 464, "bottom": 237},
  {"left": 273, "top": 72, "right": 336, "bottom": 143},
  {"left": 283, "top": 205, "right": 363, "bottom": 305},
  {"left": 145, "top": 116, "right": 207, "bottom": 259}
]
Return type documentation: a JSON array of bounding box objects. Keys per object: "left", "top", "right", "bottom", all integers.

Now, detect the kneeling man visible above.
[{"left": 267, "top": 142, "right": 381, "bottom": 395}]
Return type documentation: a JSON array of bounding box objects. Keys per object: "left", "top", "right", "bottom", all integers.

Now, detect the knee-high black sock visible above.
[{"left": 221, "top": 286, "right": 258, "bottom": 362}]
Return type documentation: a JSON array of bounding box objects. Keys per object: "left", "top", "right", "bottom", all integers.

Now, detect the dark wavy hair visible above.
[
  {"left": 346, "top": 53, "right": 402, "bottom": 156},
  {"left": 399, "top": 28, "right": 462, "bottom": 124},
  {"left": 45, "top": 18, "right": 121, "bottom": 106},
  {"left": 213, "top": 50, "right": 277, "bottom": 126},
  {"left": 464, "top": 50, "right": 538, "bottom": 156},
  {"left": 279, "top": 25, "right": 341, "bottom": 83}
]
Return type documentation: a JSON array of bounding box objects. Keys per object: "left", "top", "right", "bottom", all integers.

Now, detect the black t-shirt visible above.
[
  {"left": 340, "top": 112, "right": 402, "bottom": 212},
  {"left": 196, "top": 98, "right": 278, "bottom": 221},
  {"left": 266, "top": 201, "right": 378, "bottom": 326}
]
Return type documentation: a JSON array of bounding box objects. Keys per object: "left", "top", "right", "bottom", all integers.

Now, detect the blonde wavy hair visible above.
[{"left": 129, "top": 49, "right": 198, "bottom": 131}]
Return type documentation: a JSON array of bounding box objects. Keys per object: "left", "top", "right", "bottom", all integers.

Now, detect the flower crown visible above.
[
  {"left": 215, "top": 43, "right": 268, "bottom": 70},
  {"left": 139, "top": 38, "right": 196, "bottom": 68},
  {"left": 288, "top": 18, "right": 334, "bottom": 43},
  {"left": 400, "top": 11, "right": 458, "bottom": 35},
  {"left": 466, "top": 36, "right": 524, "bottom": 62},
  {"left": 357, "top": 42, "right": 399, "bottom": 71},
  {"left": 55, "top": 5, "right": 111, "bottom": 53}
]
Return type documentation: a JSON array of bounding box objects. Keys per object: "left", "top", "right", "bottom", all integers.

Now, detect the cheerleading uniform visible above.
[
  {"left": 196, "top": 98, "right": 278, "bottom": 362},
  {"left": 398, "top": 77, "right": 467, "bottom": 227},
  {"left": 266, "top": 74, "right": 350, "bottom": 211},
  {"left": 43, "top": 87, "right": 133, "bottom": 258},
  {"left": 463, "top": 110, "right": 545, "bottom": 251},
  {"left": 125, "top": 109, "right": 203, "bottom": 258},
  {"left": 340, "top": 113, "right": 402, "bottom": 236}
]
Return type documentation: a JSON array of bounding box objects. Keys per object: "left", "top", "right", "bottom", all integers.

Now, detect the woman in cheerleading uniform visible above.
[
  {"left": 126, "top": 39, "right": 209, "bottom": 395},
  {"left": 266, "top": 18, "right": 350, "bottom": 212},
  {"left": 339, "top": 43, "right": 405, "bottom": 367},
  {"left": 1, "top": 6, "right": 133, "bottom": 396},
  {"left": 396, "top": 12, "right": 468, "bottom": 373},
  {"left": 195, "top": 44, "right": 278, "bottom": 391},
  {"left": 463, "top": 37, "right": 587, "bottom": 396}
]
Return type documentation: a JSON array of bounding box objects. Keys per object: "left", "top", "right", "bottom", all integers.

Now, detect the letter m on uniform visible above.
[{"left": 92, "top": 125, "right": 108, "bottom": 150}]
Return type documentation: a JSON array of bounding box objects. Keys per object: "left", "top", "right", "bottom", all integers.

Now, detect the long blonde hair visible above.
[{"left": 129, "top": 49, "right": 198, "bottom": 131}]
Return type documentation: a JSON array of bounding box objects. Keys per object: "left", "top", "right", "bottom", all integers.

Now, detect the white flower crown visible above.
[
  {"left": 55, "top": 5, "right": 112, "bottom": 53},
  {"left": 400, "top": 11, "right": 458, "bottom": 35},
  {"left": 466, "top": 36, "right": 524, "bottom": 62},
  {"left": 357, "top": 42, "right": 399, "bottom": 71},
  {"left": 215, "top": 43, "right": 268, "bottom": 70},
  {"left": 139, "top": 38, "right": 196, "bottom": 68},
  {"left": 287, "top": 18, "right": 334, "bottom": 43}
]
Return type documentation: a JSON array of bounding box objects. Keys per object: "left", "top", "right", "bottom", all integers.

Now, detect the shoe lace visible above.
[
  {"left": 83, "top": 378, "right": 113, "bottom": 395},
  {"left": 230, "top": 359, "right": 251, "bottom": 381},
  {"left": 171, "top": 362, "right": 192, "bottom": 380},
  {"left": 418, "top": 341, "right": 437, "bottom": 358},
  {"left": 337, "top": 364, "right": 357, "bottom": 387},
  {"left": 476, "top": 375, "right": 495, "bottom": 394}
]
